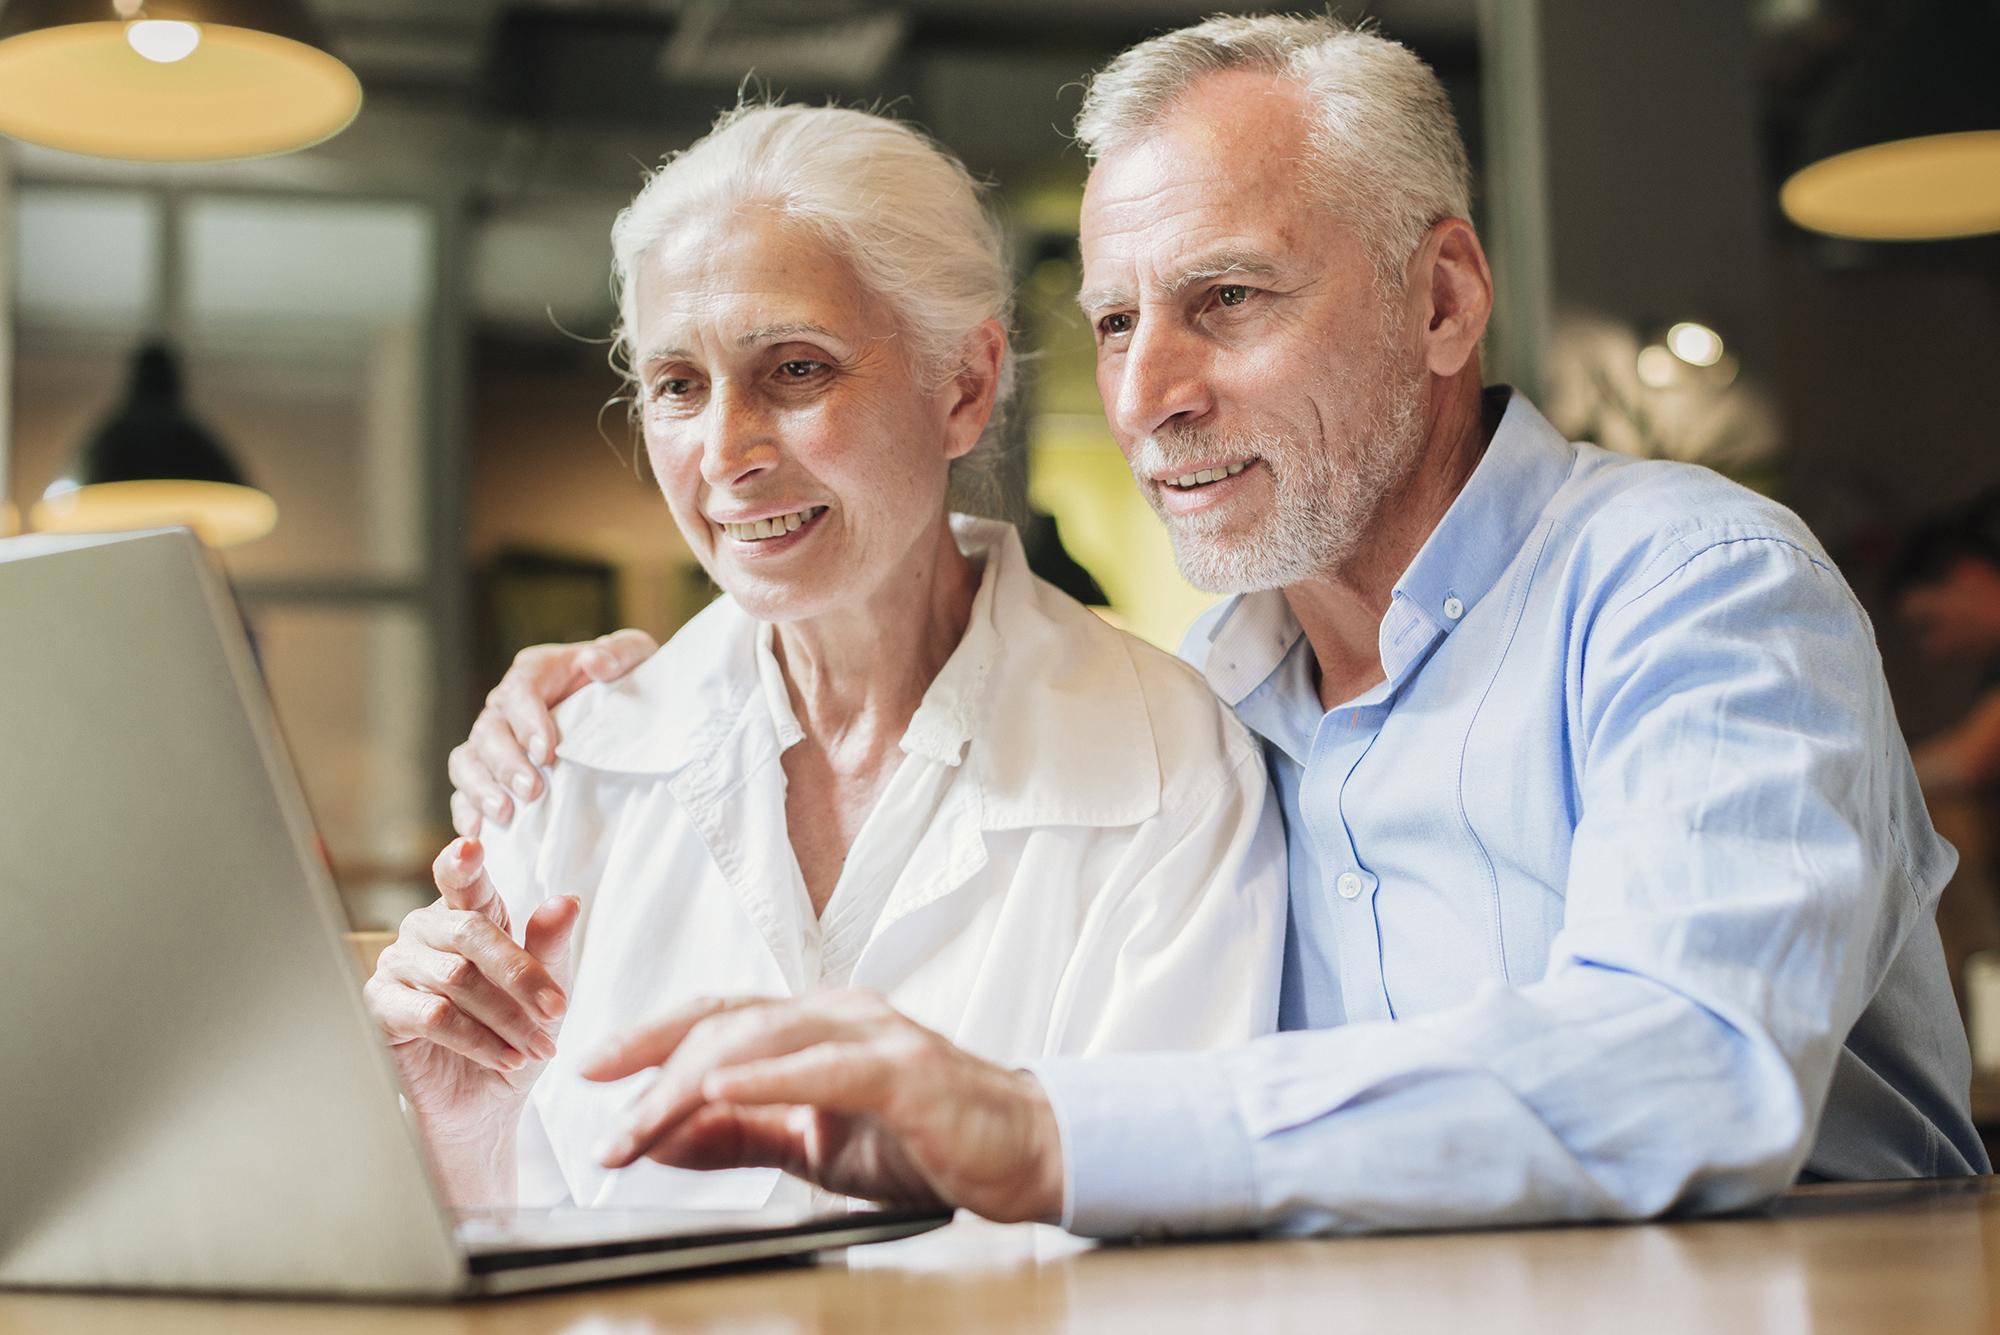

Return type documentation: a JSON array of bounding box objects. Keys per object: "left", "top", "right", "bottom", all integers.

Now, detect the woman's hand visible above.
[
  {"left": 448, "top": 630, "right": 659, "bottom": 837},
  {"left": 363, "top": 838, "right": 578, "bottom": 1195},
  {"left": 580, "top": 991, "right": 1066, "bottom": 1225}
]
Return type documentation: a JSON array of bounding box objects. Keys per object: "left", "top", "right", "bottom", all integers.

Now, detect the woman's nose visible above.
[{"left": 699, "top": 393, "right": 779, "bottom": 487}]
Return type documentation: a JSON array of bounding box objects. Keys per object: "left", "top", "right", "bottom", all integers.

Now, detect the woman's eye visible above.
[
  {"left": 778, "top": 360, "right": 825, "bottom": 379},
  {"left": 1216, "top": 284, "right": 1250, "bottom": 307},
  {"left": 1097, "top": 312, "right": 1134, "bottom": 338}
]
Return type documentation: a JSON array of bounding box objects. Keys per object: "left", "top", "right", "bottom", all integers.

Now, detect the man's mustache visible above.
[{"left": 1129, "top": 428, "right": 1282, "bottom": 481}]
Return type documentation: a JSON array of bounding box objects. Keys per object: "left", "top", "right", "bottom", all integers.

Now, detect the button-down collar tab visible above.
[{"left": 1391, "top": 388, "right": 1579, "bottom": 647}]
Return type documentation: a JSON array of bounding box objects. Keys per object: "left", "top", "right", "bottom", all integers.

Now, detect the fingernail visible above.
[
  {"left": 536, "top": 987, "right": 567, "bottom": 1020},
  {"left": 501, "top": 1051, "right": 526, "bottom": 1071},
  {"left": 510, "top": 772, "right": 535, "bottom": 798},
  {"left": 482, "top": 794, "right": 506, "bottom": 818},
  {"left": 528, "top": 733, "right": 549, "bottom": 763},
  {"left": 579, "top": 653, "right": 606, "bottom": 676},
  {"left": 594, "top": 1134, "right": 626, "bottom": 1166},
  {"left": 531, "top": 1033, "right": 557, "bottom": 1061}
]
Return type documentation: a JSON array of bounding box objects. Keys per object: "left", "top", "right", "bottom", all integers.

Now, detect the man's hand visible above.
[
  {"left": 579, "top": 991, "right": 1066, "bottom": 1225},
  {"left": 448, "top": 629, "right": 659, "bottom": 837}
]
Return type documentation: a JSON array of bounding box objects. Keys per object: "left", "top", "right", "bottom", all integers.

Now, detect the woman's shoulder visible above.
[
  {"left": 1001, "top": 567, "right": 1264, "bottom": 806},
  {"left": 550, "top": 595, "right": 761, "bottom": 775}
]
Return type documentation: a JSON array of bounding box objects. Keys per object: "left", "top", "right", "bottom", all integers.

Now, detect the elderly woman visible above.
[{"left": 364, "top": 103, "right": 1282, "bottom": 1210}]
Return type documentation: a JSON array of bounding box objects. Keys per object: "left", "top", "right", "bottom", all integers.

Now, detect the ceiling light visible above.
[
  {"left": 31, "top": 343, "right": 277, "bottom": 548},
  {"left": 125, "top": 18, "right": 199, "bottom": 62},
  {"left": 1665, "top": 321, "right": 1725, "bottom": 368},
  {"left": 0, "top": 0, "right": 361, "bottom": 162},
  {"left": 1780, "top": 3, "right": 2000, "bottom": 240}
]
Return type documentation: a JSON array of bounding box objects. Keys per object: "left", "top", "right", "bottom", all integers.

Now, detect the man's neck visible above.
[{"left": 1283, "top": 376, "right": 1497, "bottom": 711}]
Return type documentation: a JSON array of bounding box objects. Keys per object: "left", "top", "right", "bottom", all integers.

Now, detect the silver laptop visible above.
[{"left": 0, "top": 528, "right": 947, "bottom": 1298}]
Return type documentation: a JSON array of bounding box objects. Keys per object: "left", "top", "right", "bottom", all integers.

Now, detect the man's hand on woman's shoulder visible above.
[{"left": 448, "top": 628, "right": 659, "bottom": 836}]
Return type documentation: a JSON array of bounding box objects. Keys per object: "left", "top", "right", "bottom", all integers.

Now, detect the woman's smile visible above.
[{"left": 714, "top": 503, "right": 830, "bottom": 553}]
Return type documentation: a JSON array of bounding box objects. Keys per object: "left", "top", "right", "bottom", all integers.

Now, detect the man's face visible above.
[{"left": 1078, "top": 69, "right": 1429, "bottom": 593}]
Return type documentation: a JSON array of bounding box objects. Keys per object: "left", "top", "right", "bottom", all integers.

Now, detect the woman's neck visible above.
[{"left": 771, "top": 518, "right": 979, "bottom": 752}]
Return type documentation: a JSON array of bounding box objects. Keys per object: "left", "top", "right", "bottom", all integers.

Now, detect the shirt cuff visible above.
[{"left": 1029, "top": 1051, "right": 1257, "bottom": 1238}]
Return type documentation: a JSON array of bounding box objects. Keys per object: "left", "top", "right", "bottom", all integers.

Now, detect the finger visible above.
[
  {"left": 597, "top": 1008, "right": 857, "bottom": 1168},
  {"left": 367, "top": 980, "right": 528, "bottom": 1072},
  {"left": 406, "top": 907, "right": 564, "bottom": 1023},
  {"left": 523, "top": 896, "right": 581, "bottom": 1003},
  {"left": 431, "top": 838, "right": 505, "bottom": 927},
  {"left": 472, "top": 700, "right": 547, "bottom": 801},
  {"left": 579, "top": 628, "right": 660, "bottom": 683},
  {"left": 447, "top": 739, "right": 514, "bottom": 826},
  {"left": 699, "top": 1042, "right": 894, "bottom": 1116},
  {"left": 449, "top": 790, "right": 484, "bottom": 840},
  {"left": 642, "top": 1102, "right": 811, "bottom": 1176},
  {"left": 489, "top": 686, "right": 559, "bottom": 778},
  {"left": 578, "top": 995, "right": 764, "bottom": 1082},
  {"left": 381, "top": 945, "right": 554, "bottom": 1062}
]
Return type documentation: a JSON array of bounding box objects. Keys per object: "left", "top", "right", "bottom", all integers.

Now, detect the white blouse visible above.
[{"left": 482, "top": 517, "right": 1285, "bottom": 1208}]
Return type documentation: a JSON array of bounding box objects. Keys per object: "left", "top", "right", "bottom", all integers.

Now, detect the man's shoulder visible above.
[{"left": 1552, "top": 447, "right": 1839, "bottom": 603}]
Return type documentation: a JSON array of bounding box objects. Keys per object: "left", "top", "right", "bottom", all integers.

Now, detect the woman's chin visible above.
[{"left": 716, "top": 574, "right": 844, "bottom": 625}]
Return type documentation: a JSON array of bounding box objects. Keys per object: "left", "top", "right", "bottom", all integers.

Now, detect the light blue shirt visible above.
[{"left": 1034, "top": 389, "right": 1987, "bottom": 1237}]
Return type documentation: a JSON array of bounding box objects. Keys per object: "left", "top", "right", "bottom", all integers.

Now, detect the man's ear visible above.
[
  {"left": 1408, "top": 218, "right": 1493, "bottom": 379},
  {"left": 941, "top": 319, "right": 1008, "bottom": 462}
]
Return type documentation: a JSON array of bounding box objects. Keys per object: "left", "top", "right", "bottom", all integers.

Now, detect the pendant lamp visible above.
[
  {"left": 32, "top": 342, "right": 276, "bottom": 547},
  {"left": 1780, "top": 2, "right": 2000, "bottom": 241},
  {"left": 0, "top": 0, "right": 360, "bottom": 162}
]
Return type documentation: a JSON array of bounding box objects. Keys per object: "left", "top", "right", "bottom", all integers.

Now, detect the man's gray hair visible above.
[
  {"left": 1075, "top": 14, "right": 1472, "bottom": 281},
  {"left": 610, "top": 103, "right": 1016, "bottom": 507}
]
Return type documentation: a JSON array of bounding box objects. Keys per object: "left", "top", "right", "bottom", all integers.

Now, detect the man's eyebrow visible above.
[{"left": 1075, "top": 248, "right": 1282, "bottom": 315}]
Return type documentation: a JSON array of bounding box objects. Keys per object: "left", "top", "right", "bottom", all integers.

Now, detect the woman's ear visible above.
[{"left": 941, "top": 319, "right": 1008, "bottom": 462}]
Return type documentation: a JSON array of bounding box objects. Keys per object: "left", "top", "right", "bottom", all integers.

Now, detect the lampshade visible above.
[
  {"left": 32, "top": 343, "right": 277, "bottom": 548},
  {"left": 0, "top": 0, "right": 360, "bottom": 162},
  {"left": 1780, "top": 4, "right": 2000, "bottom": 241}
]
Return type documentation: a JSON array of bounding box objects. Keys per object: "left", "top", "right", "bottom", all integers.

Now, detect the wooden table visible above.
[{"left": 2, "top": 1178, "right": 1995, "bottom": 1334}]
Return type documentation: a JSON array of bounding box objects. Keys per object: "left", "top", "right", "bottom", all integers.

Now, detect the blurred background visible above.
[{"left": 3, "top": 0, "right": 1998, "bottom": 995}]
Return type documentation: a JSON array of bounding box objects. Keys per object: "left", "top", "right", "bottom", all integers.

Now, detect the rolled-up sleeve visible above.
[{"left": 1036, "top": 533, "right": 1937, "bottom": 1237}]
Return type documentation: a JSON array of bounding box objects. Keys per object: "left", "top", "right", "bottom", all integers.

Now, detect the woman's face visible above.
[{"left": 631, "top": 208, "right": 972, "bottom": 623}]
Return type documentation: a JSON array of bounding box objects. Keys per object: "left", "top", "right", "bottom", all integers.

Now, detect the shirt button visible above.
[
  {"left": 1443, "top": 596, "right": 1465, "bottom": 621},
  {"left": 1336, "top": 871, "right": 1363, "bottom": 899}
]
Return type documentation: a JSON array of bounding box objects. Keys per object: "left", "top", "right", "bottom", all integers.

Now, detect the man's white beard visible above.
[{"left": 1133, "top": 355, "right": 1429, "bottom": 595}]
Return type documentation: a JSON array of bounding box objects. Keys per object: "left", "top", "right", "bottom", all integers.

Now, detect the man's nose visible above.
[
  {"left": 700, "top": 388, "right": 779, "bottom": 488},
  {"left": 1112, "top": 319, "right": 1215, "bottom": 441}
]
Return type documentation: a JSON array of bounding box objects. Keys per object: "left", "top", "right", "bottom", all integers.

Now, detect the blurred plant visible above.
[{"left": 1546, "top": 310, "right": 1783, "bottom": 492}]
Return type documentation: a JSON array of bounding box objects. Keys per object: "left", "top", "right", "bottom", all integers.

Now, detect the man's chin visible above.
[{"left": 1167, "top": 535, "right": 1290, "bottom": 595}]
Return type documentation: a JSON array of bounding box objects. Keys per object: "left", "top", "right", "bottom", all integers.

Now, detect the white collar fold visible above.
[{"left": 555, "top": 515, "right": 1161, "bottom": 830}]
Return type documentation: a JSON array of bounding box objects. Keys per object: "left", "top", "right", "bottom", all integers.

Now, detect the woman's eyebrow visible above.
[{"left": 738, "top": 322, "right": 838, "bottom": 347}]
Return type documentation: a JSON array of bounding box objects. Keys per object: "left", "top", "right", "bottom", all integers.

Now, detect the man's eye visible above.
[
  {"left": 1217, "top": 284, "right": 1250, "bottom": 307},
  {"left": 1097, "top": 312, "right": 1134, "bottom": 338}
]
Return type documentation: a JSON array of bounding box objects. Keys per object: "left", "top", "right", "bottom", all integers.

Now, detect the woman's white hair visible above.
[
  {"left": 1074, "top": 14, "right": 1472, "bottom": 284},
  {"left": 610, "top": 103, "right": 1016, "bottom": 508}
]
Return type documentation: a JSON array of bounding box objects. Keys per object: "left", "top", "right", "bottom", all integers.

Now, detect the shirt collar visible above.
[
  {"left": 1386, "top": 387, "right": 1576, "bottom": 671},
  {"left": 1187, "top": 387, "right": 1579, "bottom": 710},
  {"left": 556, "top": 514, "right": 1160, "bottom": 830}
]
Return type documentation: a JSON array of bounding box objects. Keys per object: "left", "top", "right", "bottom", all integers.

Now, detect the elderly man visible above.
[{"left": 448, "top": 16, "right": 1986, "bottom": 1234}]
